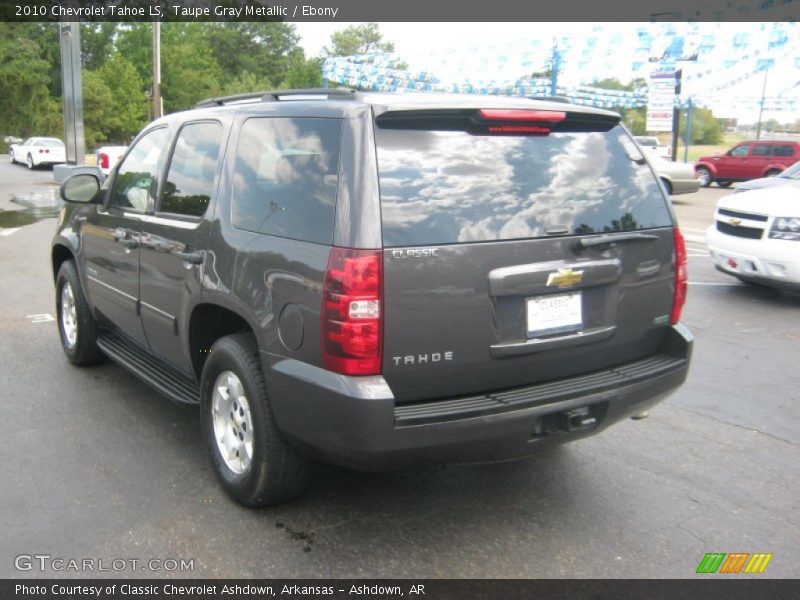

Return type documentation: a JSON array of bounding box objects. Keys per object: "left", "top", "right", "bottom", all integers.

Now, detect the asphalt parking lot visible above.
[{"left": 0, "top": 157, "right": 798, "bottom": 578}]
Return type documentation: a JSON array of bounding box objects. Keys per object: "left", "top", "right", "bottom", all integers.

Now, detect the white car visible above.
[
  {"left": 9, "top": 137, "right": 66, "bottom": 169},
  {"left": 634, "top": 135, "right": 671, "bottom": 159},
  {"left": 95, "top": 145, "right": 128, "bottom": 177},
  {"left": 706, "top": 187, "right": 800, "bottom": 290}
]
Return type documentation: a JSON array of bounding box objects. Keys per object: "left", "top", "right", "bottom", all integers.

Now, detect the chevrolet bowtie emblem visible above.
[
  {"left": 546, "top": 268, "right": 584, "bottom": 289},
  {"left": 729, "top": 218, "right": 742, "bottom": 226}
]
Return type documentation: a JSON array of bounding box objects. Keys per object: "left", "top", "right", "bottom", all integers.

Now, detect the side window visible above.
[
  {"left": 231, "top": 117, "right": 342, "bottom": 245},
  {"left": 773, "top": 145, "right": 794, "bottom": 157},
  {"left": 160, "top": 121, "right": 223, "bottom": 217},
  {"left": 729, "top": 145, "right": 748, "bottom": 157},
  {"left": 752, "top": 144, "right": 771, "bottom": 156},
  {"left": 109, "top": 128, "right": 170, "bottom": 213}
]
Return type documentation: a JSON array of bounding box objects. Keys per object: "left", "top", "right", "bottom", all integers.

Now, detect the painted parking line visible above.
[
  {"left": 27, "top": 313, "right": 55, "bottom": 323},
  {"left": 0, "top": 228, "right": 21, "bottom": 237},
  {"left": 687, "top": 281, "right": 741, "bottom": 286},
  {"left": 683, "top": 233, "right": 706, "bottom": 245}
]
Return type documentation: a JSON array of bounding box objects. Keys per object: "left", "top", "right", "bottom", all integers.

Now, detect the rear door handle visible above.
[{"left": 175, "top": 250, "right": 203, "bottom": 265}]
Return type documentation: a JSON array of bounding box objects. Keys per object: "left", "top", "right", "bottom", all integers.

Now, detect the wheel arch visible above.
[
  {"left": 51, "top": 242, "right": 75, "bottom": 282},
  {"left": 188, "top": 302, "right": 259, "bottom": 381},
  {"left": 694, "top": 162, "right": 716, "bottom": 176}
]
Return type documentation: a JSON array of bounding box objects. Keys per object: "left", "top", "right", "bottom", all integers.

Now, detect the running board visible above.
[{"left": 97, "top": 333, "right": 199, "bottom": 405}]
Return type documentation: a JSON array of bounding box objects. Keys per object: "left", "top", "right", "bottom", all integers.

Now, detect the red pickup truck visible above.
[{"left": 694, "top": 140, "right": 800, "bottom": 188}]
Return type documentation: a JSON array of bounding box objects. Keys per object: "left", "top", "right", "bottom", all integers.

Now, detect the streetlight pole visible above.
[
  {"left": 152, "top": 20, "right": 162, "bottom": 119},
  {"left": 755, "top": 68, "right": 768, "bottom": 140}
]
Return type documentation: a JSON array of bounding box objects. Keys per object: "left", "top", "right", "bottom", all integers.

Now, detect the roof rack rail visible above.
[{"left": 195, "top": 88, "right": 358, "bottom": 108}]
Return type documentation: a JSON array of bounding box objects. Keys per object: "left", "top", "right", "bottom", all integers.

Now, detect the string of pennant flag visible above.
[{"left": 322, "top": 22, "right": 800, "bottom": 113}]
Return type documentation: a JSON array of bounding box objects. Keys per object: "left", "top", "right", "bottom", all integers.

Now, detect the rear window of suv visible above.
[
  {"left": 231, "top": 117, "right": 342, "bottom": 245},
  {"left": 375, "top": 125, "right": 672, "bottom": 247}
]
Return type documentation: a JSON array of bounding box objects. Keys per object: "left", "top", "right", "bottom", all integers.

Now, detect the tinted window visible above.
[
  {"left": 160, "top": 122, "right": 222, "bottom": 217},
  {"left": 773, "top": 145, "right": 795, "bottom": 157},
  {"left": 110, "top": 128, "right": 169, "bottom": 213},
  {"left": 730, "top": 145, "right": 748, "bottom": 157},
  {"left": 752, "top": 144, "right": 771, "bottom": 156},
  {"left": 375, "top": 126, "right": 672, "bottom": 247},
  {"left": 231, "top": 118, "right": 341, "bottom": 244}
]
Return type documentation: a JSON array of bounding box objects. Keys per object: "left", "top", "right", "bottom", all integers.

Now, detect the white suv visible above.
[{"left": 707, "top": 187, "right": 800, "bottom": 290}]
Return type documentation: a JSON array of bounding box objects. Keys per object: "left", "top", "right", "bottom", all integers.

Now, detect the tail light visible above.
[
  {"left": 99, "top": 153, "right": 110, "bottom": 169},
  {"left": 671, "top": 227, "right": 688, "bottom": 325},
  {"left": 322, "top": 248, "right": 382, "bottom": 375}
]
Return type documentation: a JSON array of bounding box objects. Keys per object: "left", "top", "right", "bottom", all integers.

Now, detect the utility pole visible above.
[
  {"left": 152, "top": 20, "right": 162, "bottom": 119},
  {"left": 755, "top": 68, "right": 768, "bottom": 140},
  {"left": 549, "top": 42, "right": 561, "bottom": 97},
  {"left": 670, "top": 69, "right": 682, "bottom": 161},
  {"left": 683, "top": 98, "right": 693, "bottom": 163}
]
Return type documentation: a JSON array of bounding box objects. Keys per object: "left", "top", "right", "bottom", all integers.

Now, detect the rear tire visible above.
[
  {"left": 55, "top": 261, "right": 105, "bottom": 366},
  {"left": 696, "top": 167, "right": 711, "bottom": 187},
  {"left": 717, "top": 180, "right": 732, "bottom": 188},
  {"left": 200, "top": 334, "right": 310, "bottom": 506},
  {"left": 660, "top": 178, "right": 672, "bottom": 196},
  {"left": 765, "top": 169, "right": 781, "bottom": 178}
]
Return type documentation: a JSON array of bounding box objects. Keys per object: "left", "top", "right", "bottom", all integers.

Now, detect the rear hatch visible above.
[{"left": 374, "top": 106, "right": 677, "bottom": 403}]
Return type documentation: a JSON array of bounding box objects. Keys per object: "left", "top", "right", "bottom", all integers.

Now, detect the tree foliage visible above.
[
  {"left": 679, "top": 107, "right": 724, "bottom": 145},
  {"left": 324, "top": 23, "right": 395, "bottom": 56},
  {"left": 0, "top": 21, "right": 322, "bottom": 146}
]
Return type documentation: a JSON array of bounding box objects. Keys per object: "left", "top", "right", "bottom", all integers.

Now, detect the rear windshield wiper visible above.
[{"left": 575, "top": 232, "right": 659, "bottom": 249}]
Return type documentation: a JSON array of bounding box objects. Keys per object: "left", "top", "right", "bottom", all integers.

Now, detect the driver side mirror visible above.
[{"left": 60, "top": 174, "right": 100, "bottom": 204}]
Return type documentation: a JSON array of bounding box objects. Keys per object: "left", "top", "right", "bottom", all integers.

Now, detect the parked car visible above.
[
  {"left": 52, "top": 89, "right": 692, "bottom": 506},
  {"left": 95, "top": 145, "right": 128, "bottom": 178},
  {"left": 734, "top": 160, "right": 800, "bottom": 193},
  {"left": 649, "top": 156, "right": 700, "bottom": 196},
  {"left": 634, "top": 135, "right": 671, "bottom": 158},
  {"left": 694, "top": 140, "right": 800, "bottom": 188},
  {"left": 706, "top": 187, "right": 800, "bottom": 290},
  {"left": 9, "top": 137, "right": 66, "bottom": 169}
]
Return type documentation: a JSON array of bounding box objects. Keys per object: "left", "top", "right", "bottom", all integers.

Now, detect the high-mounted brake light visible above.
[
  {"left": 671, "top": 227, "right": 688, "bottom": 325},
  {"left": 99, "top": 153, "right": 110, "bottom": 169},
  {"left": 322, "top": 248, "right": 383, "bottom": 376},
  {"left": 487, "top": 125, "right": 551, "bottom": 135},
  {"left": 478, "top": 109, "right": 567, "bottom": 123}
]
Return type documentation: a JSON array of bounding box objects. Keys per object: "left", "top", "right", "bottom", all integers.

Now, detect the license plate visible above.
[{"left": 527, "top": 292, "right": 583, "bottom": 337}]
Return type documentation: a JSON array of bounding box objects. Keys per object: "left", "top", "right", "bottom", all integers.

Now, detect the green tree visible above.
[
  {"left": 282, "top": 52, "right": 322, "bottom": 89},
  {"left": 591, "top": 77, "right": 647, "bottom": 135},
  {"left": 95, "top": 54, "right": 148, "bottom": 142},
  {"left": 679, "top": 107, "right": 724, "bottom": 144},
  {"left": 324, "top": 23, "right": 395, "bottom": 56},
  {"left": 81, "top": 23, "right": 119, "bottom": 70},
  {"left": 0, "top": 25, "right": 54, "bottom": 137},
  {"left": 81, "top": 70, "right": 116, "bottom": 148}
]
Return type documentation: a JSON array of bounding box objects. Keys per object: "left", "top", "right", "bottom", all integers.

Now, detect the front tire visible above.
[
  {"left": 765, "top": 169, "right": 781, "bottom": 178},
  {"left": 26, "top": 154, "right": 34, "bottom": 169},
  {"left": 56, "top": 261, "right": 105, "bottom": 366},
  {"left": 660, "top": 178, "right": 672, "bottom": 196},
  {"left": 200, "top": 334, "right": 310, "bottom": 506},
  {"left": 696, "top": 167, "right": 711, "bottom": 187},
  {"left": 9, "top": 149, "right": 15, "bottom": 163}
]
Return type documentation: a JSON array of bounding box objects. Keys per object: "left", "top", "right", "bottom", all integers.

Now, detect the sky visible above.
[{"left": 293, "top": 22, "right": 800, "bottom": 125}]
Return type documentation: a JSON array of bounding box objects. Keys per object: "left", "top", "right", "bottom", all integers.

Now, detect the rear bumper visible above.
[
  {"left": 265, "top": 324, "right": 693, "bottom": 470},
  {"left": 669, "top": 177, "right": 701, "bottom": 195}
]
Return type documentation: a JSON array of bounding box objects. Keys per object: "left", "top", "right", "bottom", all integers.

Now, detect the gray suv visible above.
[{"left": 53, "top": 89, "right": 693, "bottom": 506}]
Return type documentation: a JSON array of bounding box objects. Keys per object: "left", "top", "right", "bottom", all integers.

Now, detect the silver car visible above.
[
  {"left": 649, "top": 156, "right": 700, "bottom": 196},
  {"left": 734, "top": 161, "right": 800, "bottom": 193}
]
